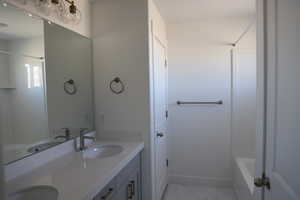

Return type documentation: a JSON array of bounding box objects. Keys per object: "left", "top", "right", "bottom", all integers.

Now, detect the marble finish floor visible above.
[{"left": 163, "top": 184, "right": 237, "bottom": 200}]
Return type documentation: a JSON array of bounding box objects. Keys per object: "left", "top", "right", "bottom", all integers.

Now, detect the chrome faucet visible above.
[
  {"left": 55, "top": 128, "right": 71, "bottom": 140},
  {"left": 79, "top": 128, "right": 95, "bottom": 151}
]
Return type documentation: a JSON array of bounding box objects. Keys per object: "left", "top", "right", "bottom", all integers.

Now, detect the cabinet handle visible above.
[
  {"left": 101, "top": 188, "right": 114, "bottom": 200},
  {"left": 130, "top": 181, "right": 135, "bottom": 196},
  {"left": 127, "top": 183, "right": 133, "bottom": 199}
]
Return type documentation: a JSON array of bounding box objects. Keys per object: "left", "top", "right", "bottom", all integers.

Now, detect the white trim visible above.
[
  {"left": 169, "top": 175, "right": 232, "bottom": 187},
  {"left": 149, "top": 18, "right": 156, "bottom": 200},
  {"left": 255, "top": 0, "right": 266, "bottom": 200}
]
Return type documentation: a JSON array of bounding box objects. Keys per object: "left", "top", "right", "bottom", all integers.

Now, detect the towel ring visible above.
[
  {"left": 109, "top": 77, "right": 125, "bottom": 94},
  {"left": 64, "top": 79, "right": 77, "bottom": 95}
]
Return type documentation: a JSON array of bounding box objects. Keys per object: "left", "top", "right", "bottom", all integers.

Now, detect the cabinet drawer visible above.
[
  {"left": 116, "top": 167, "right": 141, "bottom": 200},
  {"left": 93, "top": 153, "right": 142, "bottom": 200}
]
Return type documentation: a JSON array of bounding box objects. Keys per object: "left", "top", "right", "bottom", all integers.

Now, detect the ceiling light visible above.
[
  {"left": 28, "top": 13, "right": 33, "bottom": 17},
  {"left": 34, "top": 0, "right": 81, "bottom": 24},
  {"left": 2, "top": 2, "right": 7, "bottom": 7}
]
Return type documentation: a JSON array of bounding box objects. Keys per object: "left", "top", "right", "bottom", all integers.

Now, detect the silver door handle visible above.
[{"left": 157, "top": 133, "right": 164, "bottom": 137}]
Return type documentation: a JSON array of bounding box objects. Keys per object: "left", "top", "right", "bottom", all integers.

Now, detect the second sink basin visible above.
[
  {"left": 83, "top": 144, "right": 123, "bottom": 159},
  {"left": 8, "top": 185, "right": 58, "bottom": 200}
]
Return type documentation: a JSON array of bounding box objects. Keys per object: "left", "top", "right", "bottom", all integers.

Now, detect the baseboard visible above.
[{"left": 169, "top": 175, "right": 233, "bottom": 187}]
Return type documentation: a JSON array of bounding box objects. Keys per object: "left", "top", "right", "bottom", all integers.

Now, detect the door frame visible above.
[
  {"left": 153, "top": 35, "right": 168, "bottom": 200},
  {"left": 149, "top": 19, "right": 168, "bottom": 200},
  {"left": 263, "top": 0, "right": 300, "bottom": 199},
  {"left": 255, "top": 0, "right": 267, "bottom": 199}
]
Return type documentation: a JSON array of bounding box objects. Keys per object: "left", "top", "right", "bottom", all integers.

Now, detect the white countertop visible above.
[{"left": 5, "top": 141, "right": 144, "bottom": 200}]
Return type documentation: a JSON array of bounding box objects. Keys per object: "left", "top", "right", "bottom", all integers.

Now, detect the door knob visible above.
[{"left": 157, "top": 133, "right": 164, "bottom": 137}]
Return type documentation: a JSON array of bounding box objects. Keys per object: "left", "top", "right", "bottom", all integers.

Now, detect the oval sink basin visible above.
[
  {"left": 8, "top": 185, "right": 58, "bottom": 200},
  {"left": 83, "top": 144, "right": 123, "bottom": 159}
]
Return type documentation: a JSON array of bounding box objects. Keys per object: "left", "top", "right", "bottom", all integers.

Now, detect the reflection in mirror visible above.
[
  {"left": 0, "top": 3, "right": 94, "bottom": 164},
  {"left": 0, "top": 3, "right": 47, "bottom": 164},
  {"left": 45, "top": 22, "right": 94, "bottom": 139}
]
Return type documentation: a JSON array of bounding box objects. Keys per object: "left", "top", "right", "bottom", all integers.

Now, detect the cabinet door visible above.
[
  {"left": 128, "top": 168, "right": 140, "bottom": 200},
  {"left": 116, "top": 167, "right": 141, "bottom": 200},
  {"left": 115, "top": 180, "right": 132, "bottom": 200}
]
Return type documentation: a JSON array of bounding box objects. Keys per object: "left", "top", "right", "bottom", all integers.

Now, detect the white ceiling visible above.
[
  {"left": 153, "top": 0, "right": 256, "bottom": 22},
  {"left": 0, "top": 4, "right": 43, "bottom": 40}
]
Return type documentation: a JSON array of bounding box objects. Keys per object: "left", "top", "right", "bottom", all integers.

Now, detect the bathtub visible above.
[{"left": 233, "top": 158, "right": 255, "bottom": 200}]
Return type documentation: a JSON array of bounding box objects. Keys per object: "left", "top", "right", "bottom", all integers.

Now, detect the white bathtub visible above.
[{"left": 233, "top": 158, "right": 255, "bottom": 200}]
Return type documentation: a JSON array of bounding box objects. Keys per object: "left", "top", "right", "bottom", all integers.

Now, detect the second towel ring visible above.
[{"left": 109, "top": 77, "right": 125, "bottom": 94}]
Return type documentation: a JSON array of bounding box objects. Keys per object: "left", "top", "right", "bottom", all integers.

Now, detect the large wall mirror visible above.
[{"left": 0, "top": 3, "right": 94, "bottom": 164}]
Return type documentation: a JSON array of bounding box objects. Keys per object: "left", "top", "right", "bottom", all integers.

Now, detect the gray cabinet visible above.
[
  {"left": 93, "top": 153, "right": 141, "bottom": 200},
  {"left": 116, "top": 166, "right": 140, "bottom": 200}
]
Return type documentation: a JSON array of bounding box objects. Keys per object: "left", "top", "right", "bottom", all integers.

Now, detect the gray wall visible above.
[{"left": 91, "top": 0, "right": 151, "bottom": 199}]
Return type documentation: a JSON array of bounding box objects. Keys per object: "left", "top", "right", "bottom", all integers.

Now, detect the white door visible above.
[
  {"left": 153, "top": 37, "right": 168, "bottom": 200},
  {"left": 263, "top": 0, "right": 300, "bottom": 199}
]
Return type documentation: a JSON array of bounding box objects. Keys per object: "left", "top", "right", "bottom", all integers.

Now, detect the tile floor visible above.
[{"left": 163, "top": 184, "right": 237, "bottom": 200}]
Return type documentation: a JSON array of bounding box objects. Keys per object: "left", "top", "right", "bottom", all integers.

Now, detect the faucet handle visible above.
[{"left": 55, "top": 128, "right": 71, "bottom": 140}]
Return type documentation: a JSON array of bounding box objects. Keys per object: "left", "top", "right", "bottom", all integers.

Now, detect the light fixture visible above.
[
  {"left": 34, "top": 0, "right": 81, "bottom": 24},
  {"left": 64, "top": 0, "right": 81, "bottom": 24}
]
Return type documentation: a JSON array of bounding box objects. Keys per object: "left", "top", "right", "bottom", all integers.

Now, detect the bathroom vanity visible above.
[{"left": 5, "top": 140, "right": 144, "bottom": 200}]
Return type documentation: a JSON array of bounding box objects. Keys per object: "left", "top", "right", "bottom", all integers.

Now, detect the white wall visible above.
[
  {"left": 167, "top": 17, "right": 253, "bottom": 186},
  {"left": 0, "top": 40, "right": 13, "bottom": 147},
  {"left": 7, "top": 0, "right": 91, "bottom": 37},
  {"left": 0, "top": 36, "right": 11, "bottom": 200},
  {"left": 0, "top": 40, "right": 11, "bottom": 88},
  {"left": 91, "top": 0, "right": 151, "bottom": 199},
  {"left": 92, "top": 0, "right": 149, "bottom": 142},
  {"left": 149, "top": 1, "right": 167, "bottom": 46},
  {"left": 232, "top": 23, "right": 257, "bottom": 159}
]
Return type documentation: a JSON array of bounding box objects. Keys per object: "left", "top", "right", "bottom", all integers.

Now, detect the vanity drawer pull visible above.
[
  {"left": 101, "top": 188, "right": 114, "bottom": 200},
  {"left": 130, "top": 181, "right": 135, "bottom": 196},
  {"left": 127, "top": 184, "right": 133, "bottom": 199}
]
